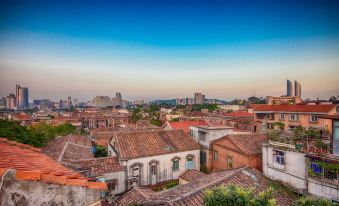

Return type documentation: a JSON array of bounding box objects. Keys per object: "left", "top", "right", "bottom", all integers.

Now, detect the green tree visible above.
[
  {"left": 95, "top": 145, "right": 108, "bottom": 158},
  {"left": 293, "top": 196, "right": 336, "bottom": 206},
  {"left": 203, "top": 185, "right": 276, "bottom": 206}
]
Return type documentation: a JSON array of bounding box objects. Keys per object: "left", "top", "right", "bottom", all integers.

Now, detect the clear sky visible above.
[{"left": 0, "top": 0, "right": 339, "bottom": 101}]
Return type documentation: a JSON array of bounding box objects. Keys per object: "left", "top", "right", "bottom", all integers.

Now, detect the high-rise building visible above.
[
  {"left": 294, "top": 80, "right": 301, "bottom": 97},
  {"left": 194, "top": 93, "right": 205, "bottom": 104},
  {"left": 92, "top": 96, "right": 113, "bottom": 108},
  {"left": 0, "top": 97, "right": 7, "bottom": 109},
  {"left": 115, "top": 92, "right": 123, "bottom": 107},
  {"left": 16, "top": 84, "right": 29, "bottom": 109},
  {"left": 286, "top": 80, "right": 293, "bottom": 97},
  {"left": 6, "top": 94, "right": 16, "bottom": 109}
]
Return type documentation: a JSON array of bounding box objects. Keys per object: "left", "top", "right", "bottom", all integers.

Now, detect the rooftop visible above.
[
  {"left": 194, "top": 125, "right": 233, "bottom": 130},
  {"left": 164, "top": 120, "right": 209, "bottom": 133},
  {"left": 117, "top": 167, "right": 295, "bottom": 206},
  {"left": 67, "top": 156, "right": 124, "bottom": 178},
  {"left": 251, "top": 104, "right": 337, "bottom": 113},
  {"left": 43, "top": 135, "right": 94, "bottom": 163},
  {"left": 0, "top": 138, "right": 106, "bottom": 189},
  {"left": 179, "top": 169, "right": 206, "bottom": 183},
  {"left": 223, "top": 111, "right": 253, "bottom": 118},
  {"left": 213, "top": 133, "right": 268, "bottom": 156},
  {"left": 111, "top": 130, "right": 200, "bottom": 160}
]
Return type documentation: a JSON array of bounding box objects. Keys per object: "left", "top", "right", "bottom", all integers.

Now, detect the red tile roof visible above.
[
  {"left": 43, "top": 135, "right": 94, "bottom": 162},
  {"left": 179, "top": 169, "right": 206, "bottom": 183},
  {"left": 223, "top": 111, "right": 253, "bottom": 118},
  {"left": 68, "top": 157, "right": 124, "bottom": 177},
  {"left": 0, "top": 138, "right": 107, "bottom": 190},
  {"left": 251, "top": 104, "right": 337, "bottom": 113},
  {"left": 166, "top": 120, "right": 209, "bottom": 133},
  {"left": 111, "top": 130, "right": 200, "bottom": 160},
  {"left": 213, "top": 134, "right": 268, "bottom": 156},
  {"left": 117, "top": 167, "right": 296, "bottom": 206}
]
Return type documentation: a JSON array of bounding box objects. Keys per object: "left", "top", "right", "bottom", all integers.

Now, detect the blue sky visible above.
[{"left": 0, "top": 0, "right": 339, "bottom": 101}]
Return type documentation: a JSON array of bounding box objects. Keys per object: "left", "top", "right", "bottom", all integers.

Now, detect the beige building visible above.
[{"left": 266, "top": 96, "right": 302, "bottom": 105}]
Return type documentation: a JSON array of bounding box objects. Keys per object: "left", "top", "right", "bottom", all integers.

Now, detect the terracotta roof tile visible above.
[
  {"left": 118, "top": 167, "right": 296, "bottom": 206},
  {"left": 112, "top": 130, "right": 200, "bottom": 160},
  {"left": 223, "top": 111, "right": 253, "bottom": 118},
  {"left": 251, "top": 104, "right": 337, "bottom": 113},
  {"left": 213, "top": 133, "right": 268, "bottom": 156},
  {"left": 179, "top": 169, "right": 206, "bottom": 183},
  {"left": 0, "top": 138, "right": 107, "bottom": 190},
  {"left": 166, "top": 120, "right": 209, "bottom": 133}
]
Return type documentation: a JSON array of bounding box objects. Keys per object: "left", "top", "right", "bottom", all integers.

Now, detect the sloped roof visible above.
[
  {"left": 251, "top": 104, "right": 337, "bottom": 113},
  {"left": 223, "top": 111, "right": 253, "bottom": 118},
  {"left": 213, "top": 134, "right": 268, "bottom": 156},
  {"left": 0, "top": 138, "right": 106, "bottom": 190},
  {"left": 179, "top": 169, "right": 206, "bottom": 183},
  {"left": 166, "top": 120, "right": 209, "bottom": 133},
  {"left": 68, "top": 157, "right": 124, "bottom": 177},
  {"left": 111, "top": 130, "right": 200, "bottom": 160},
  {"left": 43, "top": 135, "right": 94, "bottom": 162},
  {"left": 117, "top": 167, "right": 295, "bottom": 206}
]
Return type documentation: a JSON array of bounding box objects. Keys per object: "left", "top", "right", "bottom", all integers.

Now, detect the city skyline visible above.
[{"left": 1, "top": 1, "right": 339, "bottom": 101}]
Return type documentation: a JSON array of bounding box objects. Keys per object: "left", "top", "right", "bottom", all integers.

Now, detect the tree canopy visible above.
[{"left": 0, "top": 119, "right": 76, "bottom": 148}]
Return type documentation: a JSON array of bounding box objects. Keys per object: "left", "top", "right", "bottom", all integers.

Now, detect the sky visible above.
[{"left": 0, "top": 0, "right": 339, "bottom": 102}]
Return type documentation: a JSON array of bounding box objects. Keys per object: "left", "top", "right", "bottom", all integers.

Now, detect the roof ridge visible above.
[{"left": 0, "top": 138, "right": 42, "bottom": 153}]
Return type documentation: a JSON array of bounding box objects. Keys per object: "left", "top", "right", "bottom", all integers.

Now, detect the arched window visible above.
[{"left": 171, "top": 156, "right": 181, "bottom": 172}]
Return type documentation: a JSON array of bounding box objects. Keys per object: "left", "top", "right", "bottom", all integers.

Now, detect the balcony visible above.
[{"left": 306, "top": 154, "right": 339, "bottom": 185}]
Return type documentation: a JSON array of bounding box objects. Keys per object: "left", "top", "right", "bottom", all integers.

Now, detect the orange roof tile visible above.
[
  {"left": 111, "top": 130, "right": 200, "bottom": 160},
  {"left": 251, "top": 104, "right": 337, "bottom": 113},
  {"left": 0, "top": 138, "right": 107, "bottom": 190},
  {"left": 223, "top": 111, "right": 253, "bottom": 118},
  {"left": 167, "top": 120, "right": 209, "bottom": 133}
]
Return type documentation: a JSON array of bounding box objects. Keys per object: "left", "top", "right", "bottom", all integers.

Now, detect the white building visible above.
[
  {"left": 189, "top": 125, "right": 248, "bottom": 170},
  {"left": 92, "top": 96, "right": 113, "bottom": 108},
  {"left": 108, "top": 130, "right": 200, "bottom": 189},
  {"left": 262, "top": 142, "right": 339, "bottom": 201}
]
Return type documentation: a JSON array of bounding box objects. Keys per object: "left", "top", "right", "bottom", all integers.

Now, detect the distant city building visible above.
[
  {"left": 33, "top": 99, "right": 53, "bottom": 110},
  {"left": 115, "top": 92, "right": 123, "bottom": 107},
  {"left": 6, "top": 94, "right": 16, "bottom": 109},
  {"left": 206, "top": 99, "right": 216, "bottom": 104},
  {"left": 16, "top": 84, "right": 29, "bottom": 109},
  {"left": 133, "top": 100, "right": 144, "bottom": 106},
  {"left": 73, "top": 98, "right": 78, "bottom": 107},
  {"left": 92, "top": 96, "right": 113, "bottom": 108},
  {"left": 294, "top": 80, "right": 301, "bottom": 97},
  {"left": 286, "top": 80, "right": 293, "bottom": 96},
  {"left": 266, "top": 96, "right": 302, "bottom": 105},
  {"left": 194, "top": 92, "right": 205, "bottom": 104},
  {"left": 0, "top": 97, "right": 6, "bottom": 109}
]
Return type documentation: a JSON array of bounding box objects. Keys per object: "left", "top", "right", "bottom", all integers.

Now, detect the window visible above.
[
  {"left": 214, "top": 151, "right": 218, "bottom": 161},
  {"left": 132, "top": 167, "right": 140, "bottom": 177},
  {"left": 106, "top": 179, "right": 117, "bottom": 190},
  {"left": 198, "top": 131, "right": 206, "bottom": 141},
  {"left": 273, "top": 150, "right": 285, "bottom": 165},
  {"left": 172, "top": 159, "right": 179, "bottom": 171},
  {"left": 279, "top": 114, "right": 285, "bottom": 120},
  {"left": 151, "top": 165, "right": 157, "bottom": 175},
  {"left": 289, "top": 114, "right": 299, "bottom": 121},
  {"left": 310, "top": 115, "right": 318, "bottom": 122},
  {"left": 186, "top": 157, "right": 194, "bottom": 169},
  {"left": 227, "top": 156, "right": 233, "bottom": 169}
]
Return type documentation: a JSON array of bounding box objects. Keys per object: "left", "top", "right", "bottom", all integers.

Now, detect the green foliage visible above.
[
  {"left": 293, "top": 196, "right": 337, "bottom": 206},
  {"left": 247, "top": 96, "right": 267, "bottom": 104},
  {"left": 150, "top": 118, "right": 162, "bottom": 126},
  {"left": 94, "top": 145, "right": 108, "bottom": 158},
  {"left": 170, "top": 117, "right": 180, "bottom": 122},
  {"left": 272, "top": 122, "right": 285, "bottom": 130},
  {"left": 191, "top": 104, "right": 218, "bottom": 112},
  {"left": 203, "top": 185, "right": 276, "bottom": 206},
  {"left": 0, "top": 119, "right": 76, "bottom": 148},
  {"left": 166, "top": 180, "right": 178, "bottom": 189},
  {"left": 131, "top": 107, "right": 143, "bottom": 122}
]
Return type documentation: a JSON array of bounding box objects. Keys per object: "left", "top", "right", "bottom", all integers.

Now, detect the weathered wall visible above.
[{"left": 0, "top": 171, "right": 101, "bottom": 206}]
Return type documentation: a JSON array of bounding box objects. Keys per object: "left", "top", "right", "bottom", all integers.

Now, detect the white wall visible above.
[
  {"left": 102, "top": 171, "right": 126, "bottom": 195},
  {"left": 308, "top": 176, "right": 339, "bottom": 201},
  {"left": 262, "top": 145, "right": 307, "bottom": 191},
  {"left": 126, "top": 150, "right": 200, "bottom": 186}
]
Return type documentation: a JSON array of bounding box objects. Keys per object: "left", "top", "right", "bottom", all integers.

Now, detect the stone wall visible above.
[{"left": 0, "top": 170, "right": 101, "bottom": 206}]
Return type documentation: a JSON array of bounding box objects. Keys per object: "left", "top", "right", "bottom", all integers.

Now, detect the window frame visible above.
[
  {"left": 227, "top": 156, "right": 233, "bottom": 169},
  {"left": 273, "top": 150, "right": 285, "bottom": 165},
  {"left": 172, "top": 159, "right": 180, "bottom": 171},
  {"left": 214, "top": 151, "right": 218, "bottom": 161}
]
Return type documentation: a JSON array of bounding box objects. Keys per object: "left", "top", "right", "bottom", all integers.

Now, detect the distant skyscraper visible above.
[
  {"left": 6, "top": 94, "right": 16, "bottom": 109},
  {"left": 294, "top": 80, "right": 301, "bottom": 97},
  {"left": 194, "top": 93, "right": 205, "bottom": 104},
  {"left": 286, "top": 80, "right": 293, "bottom": 97},
  {"left": 16, "top": 84, "right": 29, "bottom": 109},
  {"left": 0, "top": 97, "right": 6, "bottom": 109},
  {"left": 115, "top": 92, "right": 123, "bottom": 107}
]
